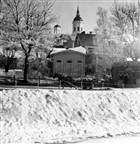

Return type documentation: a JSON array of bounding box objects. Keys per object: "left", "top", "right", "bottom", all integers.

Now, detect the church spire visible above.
[
  {"left": 72, "top": 5, "right": 83, "bottom": 35},
  {"left": 77, "top": 5, "right": 80, "bottom": 16}
]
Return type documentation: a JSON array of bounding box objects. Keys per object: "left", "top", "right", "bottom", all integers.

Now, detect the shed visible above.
[
  {"left": 112, "top": 61, "right": 140, "bottom": 86},
  {"left": 51, "top": 46, "right": 86, "bottom": 77}
]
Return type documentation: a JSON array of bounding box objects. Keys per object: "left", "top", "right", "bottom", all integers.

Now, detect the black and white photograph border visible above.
[{"left": 0, "top": 0, "right": 140, "bottom": 144}]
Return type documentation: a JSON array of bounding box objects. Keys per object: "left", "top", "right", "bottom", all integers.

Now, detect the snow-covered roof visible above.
[
  {"left": 51, "top": 46, "right": 86, "bottom": 55},
  {"left": 126, "top": 58, "right": 140, "bottom": 61}
]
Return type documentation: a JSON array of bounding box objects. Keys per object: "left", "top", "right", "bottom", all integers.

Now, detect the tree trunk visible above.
[
  {"left": 5, "top": 64, "right": 9, "bottom": 72},
  {"left": 4, "top": 57, "right": 13, "bottom": 72},
  {"left": 24, "top": 55, "right": 29, "bottom": 82}
]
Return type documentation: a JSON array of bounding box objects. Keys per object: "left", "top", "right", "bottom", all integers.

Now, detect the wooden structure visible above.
[
  {"left": 51, "top": 46, "right": 86, "bottom": 77},
  {"left": 112, "top": 61, "right": 140, "bottom": 86}
]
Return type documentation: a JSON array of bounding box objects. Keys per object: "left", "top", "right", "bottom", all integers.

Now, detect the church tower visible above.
[
  {"left": 72, "top": 6, "right": 84, "bottom": 36},
  {"left": 54, "top": 24, "right": 61, "bottom": 35}
]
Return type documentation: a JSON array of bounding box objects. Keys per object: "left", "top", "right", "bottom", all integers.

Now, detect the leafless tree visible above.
[
  {"left": 0, "top": 0, "right": 2, "bottom": 12},
  {"left": 111, "top": 0, "right": 140, "bottom": 61},
  {"left": 94, "top": 7, "right": 124, "bottom": 77},
  {"left": 3, "top": 45, "right": 17, "bottom": 72},
  {"left": 0, "top": 0, "right": 56, "bottom": 81}
]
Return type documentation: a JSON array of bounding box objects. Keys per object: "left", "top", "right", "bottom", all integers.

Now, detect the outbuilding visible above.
[
  {"left": 112, "top": 60, "right": 140, "bottom": 86},
  {"left": 51, "top": 46, "right": 86, "bottom": 77}
]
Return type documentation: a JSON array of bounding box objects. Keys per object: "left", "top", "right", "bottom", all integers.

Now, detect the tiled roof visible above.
[{"left": 77, "top": 33, "right": 96, "bottom": 46}]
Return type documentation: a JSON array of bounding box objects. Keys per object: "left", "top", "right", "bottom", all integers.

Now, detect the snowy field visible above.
[
  {"left": 74, "top": 135, "right": 140, "bottom": 143},
  {"left": 0, "top": 88, "right": 140, "bottom": 144}
]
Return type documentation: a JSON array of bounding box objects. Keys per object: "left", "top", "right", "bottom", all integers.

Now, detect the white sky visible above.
[{"left": 52, "top": 0, "right": 138, "bottom": 34}]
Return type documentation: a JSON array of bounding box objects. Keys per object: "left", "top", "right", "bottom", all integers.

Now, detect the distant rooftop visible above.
[{"left": 76, "top": 33, "right": 96, "bottom": 47}]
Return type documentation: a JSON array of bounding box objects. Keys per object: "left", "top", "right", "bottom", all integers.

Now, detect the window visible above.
[
  {"left": 81, "top": 27, "right": 82, "bottom": 31},
  {"left": 67, "top": 60, "right": 72, "bottom": 63},
  {"left": 57, "top": 60, "right": 62, "bottom": 63},
  {"left": 77, "top": 60, "right": 82, "bottom": 63},
  {"left": 77, "top": 27, "right": 80, "bottom": 31},
  {"left": 74, "top": 27, "right": 76, "bottom": 31}
]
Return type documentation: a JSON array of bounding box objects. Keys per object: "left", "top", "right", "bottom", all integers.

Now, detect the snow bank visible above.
[{"left": 0, "top": 89, "right": 140, "bottom": 143}]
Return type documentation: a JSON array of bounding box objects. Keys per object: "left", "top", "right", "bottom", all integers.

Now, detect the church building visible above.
[{"left": 51, "top": 6, "right": 96, "bottom": 77}]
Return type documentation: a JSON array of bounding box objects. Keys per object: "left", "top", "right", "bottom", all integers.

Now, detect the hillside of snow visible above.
[{"left": 0, "top": 89, "right": 140, "bottom": 143}]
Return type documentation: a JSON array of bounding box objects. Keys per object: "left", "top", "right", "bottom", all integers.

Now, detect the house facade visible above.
[{"left": 51, "top": 46, "right": 86, "bottom": 77}]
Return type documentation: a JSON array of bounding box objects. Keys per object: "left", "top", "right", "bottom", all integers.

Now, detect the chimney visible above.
[{"left": 89, "top": 31, "right": 92, "bottom": 34}]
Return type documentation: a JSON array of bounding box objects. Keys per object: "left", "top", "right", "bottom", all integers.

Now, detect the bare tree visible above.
[
  {"left": 0, "top": 0, "right": 2, "bottom": 13},
  {"left": 0, "top": 0, "right": 56, "bottom": 81},
  {"left": 94, "top": 7, "right": 123, "bottom": 77},
  {"left": 111, "top": 0, "right": 140, "bottom": 61},
  {"left": 0, "top": 27, "right": 20, "bottom": 72},
  {"left": 3, "top": 45, "right": 17, "bottom": 72}
]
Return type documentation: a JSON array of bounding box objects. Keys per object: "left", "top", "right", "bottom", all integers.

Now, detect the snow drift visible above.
[{"left": 0, "top": 89, "right": 140, "bottom": 143}]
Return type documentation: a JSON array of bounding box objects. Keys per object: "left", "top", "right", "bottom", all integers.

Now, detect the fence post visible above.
[
  {"left": 122, "top": 83, "right": 124, "bottom": 89},
  {"left": 102, "top": 82, "right": 104, "bottom": 88},
  {"left": 15, "top": 77, "right": 17, "bottom": 88},
  {"left": 59, "top": 80, "right": 61, "bottom": 89},
  {"left": 81, "top": 80, "right": 83, "bottom": 90},
  {"left": 13, "top": 75, "right": 15, "bottom": 83},
  {"left": 38, "top": 77, "right": 40, "bottom": 89}
]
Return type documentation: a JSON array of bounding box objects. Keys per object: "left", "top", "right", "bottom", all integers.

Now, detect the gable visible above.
[{"left": 75, "top": 33, "right": 96, "bottom": 47}]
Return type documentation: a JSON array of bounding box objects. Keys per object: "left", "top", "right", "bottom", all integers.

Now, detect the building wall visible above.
[{"left": 52, "top": 51, "right": 85, "bottom": 77}]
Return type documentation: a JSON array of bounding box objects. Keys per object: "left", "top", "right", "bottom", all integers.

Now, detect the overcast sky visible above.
[{"left": 52, "top": 0, "right": 138, "bottom": 34}]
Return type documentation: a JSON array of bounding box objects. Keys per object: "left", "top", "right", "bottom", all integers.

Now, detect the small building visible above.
[
  {"left": 51, "top": 46, "right": 86, "bottom": 77},
  {"left": 112, "top": 60, "right": 140, "bottom": 86}
]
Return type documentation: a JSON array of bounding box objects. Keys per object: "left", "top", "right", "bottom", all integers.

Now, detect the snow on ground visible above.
[
  {"left": 0, "top": 89, "right": 140, "bottom": 143},
  {"left": 0, "top": 69, "right": 23, "bottom": 77},
  {"left": 75, "top": 135, "right": 140, "bottom": 143}
]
